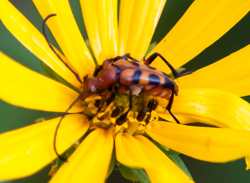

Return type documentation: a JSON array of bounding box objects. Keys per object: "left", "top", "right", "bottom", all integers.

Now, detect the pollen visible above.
[{"left": 82, "top": 92, "right": 167, "bottom": 135}]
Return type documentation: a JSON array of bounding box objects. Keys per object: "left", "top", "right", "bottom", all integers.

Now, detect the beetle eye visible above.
[
  {"left": 93, "top": 65, "right": 103, "bottom": 77},
  {"left": 89, "top": 87, "right": 95, "bottom": 93}
]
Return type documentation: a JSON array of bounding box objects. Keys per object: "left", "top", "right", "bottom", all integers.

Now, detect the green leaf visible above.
[
  {"left": 107, "top": 150, "right": 116, "bottom": 178},
  {"left": 41, "top": 61, "right": 80, "bottom": 93},
  {"left": 145, "top": 42, "right": 157, "bottom": 56},
  {"left": 117, "top": 163, "right": 139, "bottom": 182},
  {"left": 133, "top": 168, "right": 151, "bottom": 183},
  {"left": 157, "top": 143, "right": 180, "bottom": 155},
  {"left": 65, "top": 143, "right": 78, "bottom": 158},
  {"left": 117, "top": 163, "right": 151, "bottom": 183},
  {"left": 85, "top": 39, "right": 98, "bottom": 66},
  {"left": 35, "top": 115, "right": 62, "bottom": 123},
  {"left": 168, "top": 67, "right": 186, "bottom": 78},
  {"left": 168, "top": 154, "right": 193, "bottom": 180},
  {"left": 147, "top": 135, "right": 179, "bottom": 155},
  {"left": 146, "top": 135, "right": 193, "bottom": 180},
  {"left": 54, "top": 153, "right": 67, "bottom": 174},
  {"left": 35, "top": 117, "right": 51, "bottom": 123}
]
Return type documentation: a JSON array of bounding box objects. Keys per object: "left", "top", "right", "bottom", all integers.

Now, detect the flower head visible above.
[{"left": 1, "top": 0, "right": 250, "bottom": 182}]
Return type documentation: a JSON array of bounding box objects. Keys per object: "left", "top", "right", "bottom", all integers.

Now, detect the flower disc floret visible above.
[{"left": 83, "top": 92, "right": 165, "bottom": 135}]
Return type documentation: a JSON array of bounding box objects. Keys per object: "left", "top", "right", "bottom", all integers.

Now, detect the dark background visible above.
[{"left": 1, "top": 0, "right": 250, "bottom": 182}]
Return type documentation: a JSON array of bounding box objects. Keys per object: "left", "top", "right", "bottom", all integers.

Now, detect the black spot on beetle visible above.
[
  {"left": 130, "top": 61, "right": 140, "bottom": 67},
  {"left": 132, "top": 70, "right": 142, "bottom": 84},
  {"left": 162, "top": 79, "right": 174, "bottom": 88},
  {"left": 148, "top": 74, "right": 161, "bottom": 85}
]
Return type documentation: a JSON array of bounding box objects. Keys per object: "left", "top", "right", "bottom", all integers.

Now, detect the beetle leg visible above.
[
  {"left": 116, "top": 89, "right": 132, "bottom": 125},
  {"left": 54, "top": 92, "right": 83, "bottom": 162},
  {"left": 144, "top": 52, "right": 179, "bottom": 79},
  {"left": 166, "top": 86, "right": 180, "bottom": 124}
]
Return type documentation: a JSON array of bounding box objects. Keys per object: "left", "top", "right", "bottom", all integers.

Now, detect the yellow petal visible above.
[
  {"left": 33, "top": 0, "right": 95, "bottom": 78},
  {"left": 162, "top": 88, "right": 250, "bottom": 169},
  {"left": 170, "top": 88, "right": 250, "bottom": 169},
  {"left": 178, "top": 45, "right": 250, "bottom": 97},
  {"left": 148, "top": 0, "right": 250, "bottom": 73},
  {"left": 50, "top": 128, "right": 114, "bottom": 183},
  {"left": 115, "top": 133, "right": 193, "bottom": 182},
  {"left": 147, "top": 121, "right": 250, "bottom": 162},
  {"left": 0, "top": 53, "right": 83, "bottom": 113},
  {"left": 118, "top": 0, "right": 166, "bottom": 60},
  {"left": 80, "top": 0, "right": 118, "bottom": 64},
  {"left": 0, "top": 1, "right": 81, "bottom": 88},
  {"left": 160, "top": 88, "right": 250, "bottom": 130},
  {"left": 0, "top": 114, "right": 89, "bottom": 180}
]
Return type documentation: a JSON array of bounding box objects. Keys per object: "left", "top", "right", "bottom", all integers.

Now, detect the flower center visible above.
[{"left": 82, "top": 92, "right": 167, "bottom": 135}]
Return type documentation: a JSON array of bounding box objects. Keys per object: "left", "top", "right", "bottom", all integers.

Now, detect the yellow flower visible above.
[{"left": 1, "top": 0, "right": 250, "bottom": 182}]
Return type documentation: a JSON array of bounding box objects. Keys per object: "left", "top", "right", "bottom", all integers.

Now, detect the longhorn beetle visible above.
[{"left": 43, "top": 14, "right": 190, "bottom": 161}]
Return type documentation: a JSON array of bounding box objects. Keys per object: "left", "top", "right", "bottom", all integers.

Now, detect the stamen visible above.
[
  {"left": 82, "top": 92, "right": 168, "bottom": 135},
  {"left": 94, "top": 100, "right": 101, "bottom": 107},
  {"left": 137, "top": 106, "right": 149, "bottom": 121},
  {"left": 110, "top": 107, "right": 124, "bottom": 117}
]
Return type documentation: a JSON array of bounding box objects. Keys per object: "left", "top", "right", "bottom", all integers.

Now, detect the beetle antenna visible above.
[
  {"left": 54, "top": 92, "right": 83, "bottom": 162},
  {"left": 42, "top": 14, "right": 83, "bottom": 84}
]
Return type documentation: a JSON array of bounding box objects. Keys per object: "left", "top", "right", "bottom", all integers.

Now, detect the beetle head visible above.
[{"left": 82, "top": 78, "right": 98, "bottom": 100}]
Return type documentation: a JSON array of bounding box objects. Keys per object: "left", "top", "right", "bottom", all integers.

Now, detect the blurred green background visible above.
[{"left": 1, "top": 0, "right": 250, "bottom": 182}]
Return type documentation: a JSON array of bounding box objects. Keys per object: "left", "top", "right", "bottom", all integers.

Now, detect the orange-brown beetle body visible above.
[{"left": 82, "top": 54, "right": 178, "bottom": 101}]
